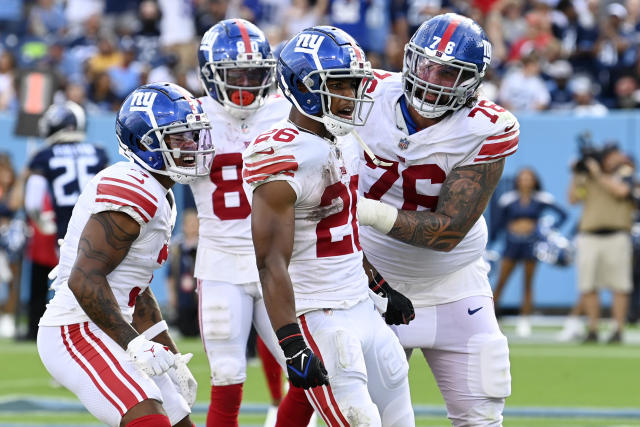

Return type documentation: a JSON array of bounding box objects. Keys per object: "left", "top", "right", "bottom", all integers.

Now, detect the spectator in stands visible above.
[
  {"left": 613, "top": 75, "right": 640, "bottom": 109},
  {"left": 499, "top": 52, "right": 551, "bottom": 111},
  {"left": 492, "top": 168, "right": 568, "bottom": 337},
  {"left": 568, "top": 144, "right": 636, "bottom": 343},
  {"left": 86, "top": 33, "right": 123, "bottom": 82},
  {"left": 570, "top": 75, "right": 608, "bottom": 116},
  {"left": 27, "top": 0, "right": 67, "bottom": 38},
  {"left": 0, "top": 51, "right": 16, "bottom": 111},
  {"left": 486, "top": 0, "right": 528, "bottom": 65},
  {"left": 546, "top": 59, "right": 575, "bottom": 110},
  {"left": 594, "top": 2, "right": 635, "bottom": 105},
  {"left": 87, "top": 72, "right": 119, "bottom": 112},
  {"left": 107, "top": 40, "right": 145, "bottom": 101},
  {"left": 158, "top": 0, "right": 197, "bottom": 74}
]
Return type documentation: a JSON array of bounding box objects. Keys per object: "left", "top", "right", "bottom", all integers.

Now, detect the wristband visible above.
[
  {"left": 142, "top": 320, "right": 168, "bottom": 340},
  {"left": 357, "top": 198, "right": 398, "bottom": 234},
  {"left": 276, "top": 323, "right": 305, "bottom": 357}
]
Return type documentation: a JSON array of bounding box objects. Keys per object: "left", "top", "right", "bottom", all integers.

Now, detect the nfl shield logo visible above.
[{"left": 398, "top": 137, "right": 410, "bottom": 150}]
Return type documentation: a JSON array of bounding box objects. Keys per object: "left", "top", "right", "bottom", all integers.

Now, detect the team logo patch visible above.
[
  {"left": 398, "top": 137, "right": 410, "bottom": 150},
  {"left": 129, "top": 91, "right": 157, "bottom": 112}
]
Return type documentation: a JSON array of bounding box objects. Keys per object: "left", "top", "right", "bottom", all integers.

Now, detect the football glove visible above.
[
  {"left": 276, "top": 323, "right": 329, "bottom": 389},
  {"left": 167, "top": 353, "right": 198, "bottom": 407},
  {"left": 369, "top": 273, "right": 415, "bottom": 325},
  {"left": 126, "top": 335, "right": 175, "bottom": 376}
]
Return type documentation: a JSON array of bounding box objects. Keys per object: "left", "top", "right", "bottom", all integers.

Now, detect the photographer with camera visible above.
[{"left": 566, "top": 138, "right": 636, "bottom": 343}]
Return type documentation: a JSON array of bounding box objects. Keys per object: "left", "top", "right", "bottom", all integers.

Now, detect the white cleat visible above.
[
  {"left": 515, "top": 316, "right": 531, "bottom": 337},
  {"left": 556, "top": 316, "right": 585, "bottom": 342}
]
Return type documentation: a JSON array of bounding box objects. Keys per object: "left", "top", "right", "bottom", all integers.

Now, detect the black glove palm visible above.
[
  {"left": 370, "top": 273, "right": 415, "bottom": 325},
  {"left": 277, "top": 323, "right": 329, "bottom": 389}
]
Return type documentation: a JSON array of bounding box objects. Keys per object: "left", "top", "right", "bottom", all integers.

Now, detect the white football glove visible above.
[
  {"left": 126, "top": 335, "right": 175, "bottom": 376},
  {"left": 167, "top": 353, "right": 198, "bottom": 407},
  {"left": 357, "top": 198, "right": 398, "bottom": 234}
]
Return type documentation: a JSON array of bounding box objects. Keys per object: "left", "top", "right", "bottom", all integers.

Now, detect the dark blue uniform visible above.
[
  {"left": 28, "top": 142, "right": 109, "bottom": 239},
  {"left": 493, "top": 190, "right": 568, "bottom": 260}
]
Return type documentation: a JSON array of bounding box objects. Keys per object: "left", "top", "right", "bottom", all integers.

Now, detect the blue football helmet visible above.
[
  {"left": 116, "top": 82, "right": 215, "bottom": 185},
  {"left": 277, "top": 26, "right": 374, "bottom": 137},
  {"left": 198, "top": 19, "right": 275, "bottom": 120},
  {"left": 38, "top": 101, "right": 87, "bottom": 144},
  {"left": 404, "top": 13, "right": 491, "bottom": 118}
]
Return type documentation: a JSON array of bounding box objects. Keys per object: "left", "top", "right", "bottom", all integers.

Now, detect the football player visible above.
[
  {"left": 37, "top": 82, "right": 215, "bottom": 427},
  {"left": 244, "top": 26, "right": 415, "bottom": 426},
  {"left": 192, "top": 18, "right": 315, "bottom": 426},
  {"left": 23, "top": 101, "right": 109, "bottom": 339},
  {"left": 356, "top": 13, "right": 517, "bottom": 426}
]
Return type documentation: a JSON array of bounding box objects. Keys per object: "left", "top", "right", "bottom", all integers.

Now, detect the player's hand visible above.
[
  {"left": 384, "top": 287, "right": 415, "bottom": 325},
  {"left": 167, "top": 353, "right": 198, "bottom": 407},
  {"left": 277, "top": 323, "right": 329, "bottom": 389},
  {"left": 126, "top": 335, "right": 175, "bottom": 376},
  {"left": 369, "top": 273, "right": 415, "bottom": 325}
]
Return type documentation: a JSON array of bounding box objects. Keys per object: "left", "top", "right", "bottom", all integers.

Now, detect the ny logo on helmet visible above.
[
  {"left": 130, "top": 92, "right": 157, "bottom": 112},
  {"left": 294, "top": 34, "right": 325, "bottom": 55}
]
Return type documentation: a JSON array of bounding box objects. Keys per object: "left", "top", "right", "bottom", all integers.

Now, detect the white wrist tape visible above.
[
  {"left": 142, "top": 320, "right": 168, "bottom": 340},
  {"left": 357, "top": 198, "right": 398, "bottom": 234}
]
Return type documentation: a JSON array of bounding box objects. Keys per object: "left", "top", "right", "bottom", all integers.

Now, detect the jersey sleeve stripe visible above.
[
  {"left": 477, "top": 136, "right": 519, "bottom": 157},
  {"left": 473, "top": 145, "right": 518, "bottom": 163},
  {"left": 96, "top": 183, "right": 158, "bottom": 220},
  {"left": 101, "top": 177, "right": 158, "bottom": 203},
  {"left": 485, "top": 129, "right": 518, "bottom": 141},
  {"left": 95, "top": 198, "right": 150, "bottom": 223},
  {"left": 244, "top": 154, "right": 296, "bottom": 168},
  {"left": 243, "top": 161, "right": 298, "bottom": 184}
]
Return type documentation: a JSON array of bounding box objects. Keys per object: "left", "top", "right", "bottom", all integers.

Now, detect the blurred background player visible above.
[
  {"left": 356, "top": 13, "right": 516, "bottom": 426},
  {"left": 191, "top": 19, "right": 314, "bottom": 426},
  {"left": 22, "top": 101, "right": 109, "bottom": 340},
  {"left": 491, "top": 167, "right": 567, "bottom": 337},
  {"left": 37, "top": 82, "right": 214, "bottom": 427},
  {"left": 245, "top": 26, "right": 415, "bottom": 426}
]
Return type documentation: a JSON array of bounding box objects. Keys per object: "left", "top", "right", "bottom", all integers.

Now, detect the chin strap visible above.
[{"left": 352, "top": 130, "right": 392, "bottom": 167}]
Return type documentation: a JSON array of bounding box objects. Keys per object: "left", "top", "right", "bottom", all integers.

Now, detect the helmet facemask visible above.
[
  {"left": 292, "top": 63, "right": 375, "bottom": 137},
  {"left": 403, "top": 42, "right": 483, "bottom": 119},
  {"left": 200, "top": 52, "right": 276, "bottom": 120},
  {"left": 137, "top": 113, "right": 215, "bottom": 184}
]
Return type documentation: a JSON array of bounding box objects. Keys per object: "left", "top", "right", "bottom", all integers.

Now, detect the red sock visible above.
[
  {"left": 126, "top": 414, "right": 171, "bottom": 427},
  {"left": 257, "top": 336, "right": 283, "bottom": 403},
  {"left": 275, "top": 382, "right": 315, "bottom": 427},
  {"left": 207, "top": 383, "right": 243, "bottom": 427}
]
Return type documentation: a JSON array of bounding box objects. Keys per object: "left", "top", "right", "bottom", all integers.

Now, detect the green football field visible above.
[{"left": 1, "top": 323, "right": 640, "bottom": 427}]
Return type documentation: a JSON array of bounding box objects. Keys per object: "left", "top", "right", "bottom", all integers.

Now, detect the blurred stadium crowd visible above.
[{"left": 1, "top": 0, "right": 640, "bottom": 114}]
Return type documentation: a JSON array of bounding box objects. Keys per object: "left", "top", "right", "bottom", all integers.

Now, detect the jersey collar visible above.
[{"left": 396, "top": 96, "right": 421, "bottom": 135}]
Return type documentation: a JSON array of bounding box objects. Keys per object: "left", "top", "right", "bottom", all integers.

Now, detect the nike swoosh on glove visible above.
[
  {"left": 126, "top": 335, "right": 175, "bottom": 376},
  {"left": 167, "top": 353, "right": 198, "bottom": 407},
  {"left": 277, "top": 323, "right": 329, "bottom": 389}
]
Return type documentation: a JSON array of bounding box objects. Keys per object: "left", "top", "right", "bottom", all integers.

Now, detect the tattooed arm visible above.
[
  {"left": 68, "top": 211, "right": 141, "bottom": 349},
  {"left": 389, "top": 159, "right": 505, "bottom": 251},
  {"left": 132, "top": 288, "right": 179, "bottom": 354}
]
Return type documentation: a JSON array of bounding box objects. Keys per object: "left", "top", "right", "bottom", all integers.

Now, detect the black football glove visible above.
[
  {"left": 276, "top": 323, "right": 329, "bottom": 389},
  {"left": 369, "top": 273, "right": 415, "bottom": 325}
]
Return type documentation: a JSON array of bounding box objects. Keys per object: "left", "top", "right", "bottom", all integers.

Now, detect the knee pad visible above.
[
  {"left": 468, "top": 333, "right": 511, "bottom": 399},
  {"left": 201, "top": 297, "right": 232, "bottom": 340},
  {"left": 126, "top": 414, "right": 171, "bottom": 427},
  {"left": 210, "top": 355, "right": 245, "bottom": 386},
  {"left": 331, "top": 329, "right": 367, "bottom": 382},
  {"left": 377, "top": 335, "right": 409, "bottom": 391}
]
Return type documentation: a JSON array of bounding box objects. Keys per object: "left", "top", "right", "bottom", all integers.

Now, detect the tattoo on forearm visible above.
[
  {"left": 132, "top": 290, "right": 163, "bottom": 330},
  {"left": 69, "top": 212, "right": 139, "bottom": 348},
  {"left": 388, "top": 159, "right": 504, "bottom": 251}
]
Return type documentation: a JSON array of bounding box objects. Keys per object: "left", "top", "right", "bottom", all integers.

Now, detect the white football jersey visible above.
[
  {"left": 189, "top": 95, "right": 291, "bottom": 283},
  {"left": 358, "top": 72, "right": 519, "bottom": 305},
  {"left": 243, "top": 119, "right": 369, "bottom": 315},
  {"left": 40, "top": 162, "right": 176, "bottom": 326}
]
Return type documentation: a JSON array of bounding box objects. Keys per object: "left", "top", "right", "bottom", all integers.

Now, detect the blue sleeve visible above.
[
  {"left": 28, "top": 149, "right": 49, "bottom": 174},
  {"left": 544, "top": 201, "right": 568, "bottom": 228},
  {"left": 488, "top": 198, "right": 507, "bottom": 244}
]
